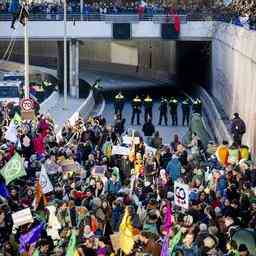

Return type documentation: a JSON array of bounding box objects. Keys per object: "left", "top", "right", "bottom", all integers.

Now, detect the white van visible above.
[{"left": 0, "top": 81, "right": 21, "bottom": 105}]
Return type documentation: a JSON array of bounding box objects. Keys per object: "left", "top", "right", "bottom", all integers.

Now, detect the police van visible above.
[
  {"left": 3, "top": 72, "right": 24, "bottom": 87},
  {"left": 0, "top": 81, "right": 21, "bottom": 105}
]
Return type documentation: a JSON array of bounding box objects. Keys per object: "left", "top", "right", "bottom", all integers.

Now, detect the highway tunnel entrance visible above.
[{"left": 176, "top": 41, "right": 211, "bottom": 93}]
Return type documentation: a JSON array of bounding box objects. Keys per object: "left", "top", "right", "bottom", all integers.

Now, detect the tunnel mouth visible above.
[{"left": 176, "top": 41, "right": 211, "bottom": 94}]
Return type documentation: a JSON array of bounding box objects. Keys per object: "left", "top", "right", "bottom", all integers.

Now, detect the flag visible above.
[
  {"left": 163, "top": 202, "right": 173, "bottom": 235},
  {"left": 19, "top": 4, "right": 29, "bottom": 26},
  {"left": 32, "top": 249, "right": 39, "bottom": 256},
  {"left": 13, "top": 112, "right": 22, "bottom": 127},
  {"left": 174, "top": 15, "right": 180, "bottom": 33},
  {"left": 169, "top": 230, "right": 182, "bottom": 256},
  {"left": 0, "top": 153, "right": 26, "bottom": 184},
  {"left": 39, "top": 165, "right": 53, "bottom": 194},
  {"left": 0, "top": 182, "right": 10, "bottom": 199},
  {"left": 5, "top": 119, "right": 18, "bottom": 144},
  {"left": 33, "top": 179, "right": 47, "bottom": 210},
  {"left": 119, "top": 207, "right": 134, "bottom": 254},
  {"left": 66, "top": 230, "right": 78, "bottom": 256},
  {"left": 161, "top": 236, "right": 169, "bottom": 256},
  {"left": 19, "top": 223, "right": 44, "bottom": 253}
]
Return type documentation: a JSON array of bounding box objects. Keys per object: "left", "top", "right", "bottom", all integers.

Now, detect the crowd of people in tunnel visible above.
[{"left": 0, "top": 91, "right": 255, "bottom": 256}]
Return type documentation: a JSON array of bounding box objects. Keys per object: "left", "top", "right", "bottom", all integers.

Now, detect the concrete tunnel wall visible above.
[{"left": 0, "top": 40, "right": 176, "bottom": 81}]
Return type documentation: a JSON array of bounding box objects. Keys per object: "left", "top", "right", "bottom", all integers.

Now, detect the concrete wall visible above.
[
  {"left": 212, "top": 23, "right": 256, "bottom": 153},
  {"left": 0, "top": 21, "right": 213, "bottom": 40},
  {"left": 0, "top": 39, "right": 176, "bottom": 81}
]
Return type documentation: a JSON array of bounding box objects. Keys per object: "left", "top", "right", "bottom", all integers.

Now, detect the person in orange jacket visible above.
[{"left": 215, "top": 140, "right": 229, "bottom": 166}]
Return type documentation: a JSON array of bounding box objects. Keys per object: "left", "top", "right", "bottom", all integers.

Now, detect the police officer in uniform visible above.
[
  {"left": 181, "top": 98, "right": 190, "bottom": 126},
  {"left": 169, "top": 97, "right": 178, "bottom": 126},
  {"left": 193, "top": 98, "right": 202, "bottom": 115},
  {"left": 158, "top": 97, "right": 168, "bottom": 126},
  {"left": 144, "top": 94, "right": 153, "bottom": 122},
  {"left": 131, "top": 95, "right": 142, "bottom": 125},
  {"left": 114, "top": 92, "right": 124, "bottom": 119}
]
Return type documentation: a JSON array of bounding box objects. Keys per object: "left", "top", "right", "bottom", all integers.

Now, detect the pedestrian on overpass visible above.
[
  {"left": 144, "top": 94, "right": 153, "bottom": 123},
  {"left": 230, "top": 113, "right": 246, "bottom": 146},
  {"left": 158, "top": 97, "right": 168, "bottom": 126},
  {"left": 169, "top": 97, "right": 178, "bottom": 126},
  {"left": 131, "top": 95, "right": 142, "bottom": 125},
  {"left": 182, "top": 98, "right": 190, "bottom": 126}
]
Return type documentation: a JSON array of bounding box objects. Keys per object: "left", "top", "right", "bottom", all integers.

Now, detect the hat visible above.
[
  {"left": 203, "top": 236, "right": 216, "bottom": 249},
  {"left": 238, "top": 244, "right": 248, "bottom": 252},
  {"left": 199, "top": 223, "right": 208, "bottom": 232},
  {"left": 183, "top": 215, "right": 193, "bottom": 227},
  {"left": 84, "top": 225, "right": 94, "bottom": 239}
]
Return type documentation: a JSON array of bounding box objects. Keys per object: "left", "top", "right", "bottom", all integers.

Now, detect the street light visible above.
[{"left": 63, "top": 0, "right": 68, "bottom": 109}]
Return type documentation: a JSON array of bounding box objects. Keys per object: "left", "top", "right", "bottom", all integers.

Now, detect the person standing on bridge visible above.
[
  {"left": 144, "top": 94, "right": 153, "bottom": 122},
  {"left": 158, "top": 97, "right": 168, "bottom": 126},
  {"left": 114, "top": 92, "right": 124, "bottom": 119},
  {"left": 169, "top": 97, "right": 178, "bottom": 126},
  {"left": 181, "top": 98, "right": 190, "bottom": 126},
  {"left": 131, "top": 95, "right": 142, "bottom": 125}
]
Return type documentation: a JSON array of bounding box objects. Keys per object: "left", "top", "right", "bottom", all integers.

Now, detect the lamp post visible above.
[
  {"left": 63, "top": 0, "right": 68, "bottom": 109},
  {"left": 24, "top": 10, "right": 29, "bottom": 98}
]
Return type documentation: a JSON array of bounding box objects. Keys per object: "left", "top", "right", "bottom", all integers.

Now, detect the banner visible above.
[
  {"left": 174, "top": 182, "right": 189, "bottom": 209},
  {"left": 39, "top": 165, "right": 53, "bottom": 194},
  {"left": 122, "top": 135, "right": 140, "bottom": 145},
  {"left": 0, "top": 153, "right": 26, "bottom": 184},
  {"left": 112, "top": 146, "right": 129, "bottom": 156},
  {"left": 12, "top": 208, "right": 33, "bottom": 227},
  {"left": 91, "top": 165, "right": 107, "bottom": 176},
  {"left": 5, "top": 120, "right": 18, "bottom": 143}
]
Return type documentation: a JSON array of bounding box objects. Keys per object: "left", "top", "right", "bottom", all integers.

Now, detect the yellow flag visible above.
[{"left": 119, "top": 207, "right": 134, "bottom": 255}]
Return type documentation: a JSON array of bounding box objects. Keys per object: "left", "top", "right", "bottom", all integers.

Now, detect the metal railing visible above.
[{"left": 0, "top": 13, "right": 190, "bottom": 22}]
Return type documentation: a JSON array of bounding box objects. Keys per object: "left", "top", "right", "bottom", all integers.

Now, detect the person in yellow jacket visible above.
[
  {"left": 215, "top": 140, "right": 229, "bottom": 166},
  {"left": 228, "top": 143, "right": 240, "bottom": 164},
  {"left": 134, "top": 152, "right": 144, "bottom": 176},
  {"left": 240, "top": 145, "right": 250, "bottom": 161}
]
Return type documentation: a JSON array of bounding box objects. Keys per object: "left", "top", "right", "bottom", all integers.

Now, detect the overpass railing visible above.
[{"left": 0, "top": 13, "right": 189, "bottom": 23}]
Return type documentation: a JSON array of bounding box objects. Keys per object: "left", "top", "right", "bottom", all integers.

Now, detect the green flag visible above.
[
  {"left": 0, "top": 153, "right": 26, "bottom": 184},
  {"left": 13, "top": 113, "right": 22, "bottom": 127},
  {"left": 66, "top": 230, "right": 77, "bottom": 256},
  {"left": 169, "top": 230, "right": 182, "bottom": 256},
  {"left": 32, "top": 249, "right": 39, "bottom": 256}
]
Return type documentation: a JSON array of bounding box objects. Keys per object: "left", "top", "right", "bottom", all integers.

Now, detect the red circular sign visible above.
[{"left": 20, "top": 98, "right": 34, "bottom": 112}]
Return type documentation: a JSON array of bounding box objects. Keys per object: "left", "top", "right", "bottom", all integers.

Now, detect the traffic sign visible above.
[{"left": 20, "top": 98, "right": 34, "bottom": 112}]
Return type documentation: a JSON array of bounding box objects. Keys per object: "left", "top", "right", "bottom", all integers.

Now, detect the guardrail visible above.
[{"left": 0, "top": 13, "right": 189, "bottom": 22}]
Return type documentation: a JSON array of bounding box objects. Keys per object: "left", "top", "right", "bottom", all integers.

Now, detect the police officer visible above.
[
  {"left": 181, "top": 98, "right": 190, "bottom": 126},
  {"left": 158, "top": 97, "right": 168, "bottom": 126},
  {"left": 131, "top": 95, "right": 142, "bottom": 125},
  {"left": 114, "top": 92, "right": 124, "bottom": 119},
  {"left": 193, "top": 98, "right": 202, "bottom": 115},
  {"left": 144, "top": 94, "right": 153, "bottom": 122},
  {"left": 169, "top": 97, "right": 178, "bottom": 126}
]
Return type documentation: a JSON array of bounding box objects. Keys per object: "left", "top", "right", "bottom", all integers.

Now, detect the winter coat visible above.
[
  {"left": 166, "top": 157, "right": 182, "bottom": 182},
  {"left": 106, "top": 180, "right": 121, "bottom": 195},
  {"left": 142, "top": 122, "right": 155, "bottom": 137}
]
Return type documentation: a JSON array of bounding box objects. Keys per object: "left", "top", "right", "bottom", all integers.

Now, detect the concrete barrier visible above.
[
  {"left": 40, "top": 91, "right": 59, "bottom": 114},
  {"left": 195, "top": 86, "right": 232, "bottom": 144},
  {"left": 68, "top": 90, "right": 95, "bottom": 126}
]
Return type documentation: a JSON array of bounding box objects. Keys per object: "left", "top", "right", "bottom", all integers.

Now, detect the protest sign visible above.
[
  {"left": 112, "top": 146, "right": 129, "bottom": 156},
  {"left": 12, "top": 208, "right": 33, "bottom": 227},
  {"left": 174, "top": 181, "right": 190, "bottom": 209}
]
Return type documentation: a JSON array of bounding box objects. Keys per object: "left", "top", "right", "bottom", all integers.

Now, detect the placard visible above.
[
  {"left": 112, "top": 146, "right": 129, "bottom": 156},
  {"left": 12, "top": 208, "right": 33, "bottom": 227},
  {"left": 174, "top": 182, "right": 190, "bottom": 209},
  {"left": 91, "top": 165, "right": 107, "bottom": 176}
]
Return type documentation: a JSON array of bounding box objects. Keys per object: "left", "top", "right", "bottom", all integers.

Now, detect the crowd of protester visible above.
[{"left": 0, "top": 92, "right": 255, "bottom": 256}]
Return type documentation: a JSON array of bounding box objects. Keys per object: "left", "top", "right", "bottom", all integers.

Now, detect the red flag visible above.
[{"left": 174, "top": 15, "right": 180, "bottom": 32}]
